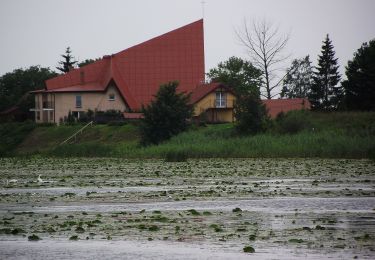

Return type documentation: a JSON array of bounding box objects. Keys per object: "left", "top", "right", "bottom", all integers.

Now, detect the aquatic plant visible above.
[
  {"left": 289, "top": 238, "right": 304, "bottom": 243},
  {"left": 187, "top": 209, "right": 200, "bottom": 216},
  {"left": 148, "top": 225, "right": 160, "bottom": 231},
  {"left": 232, "top": 207, "right": 242, "bottom": 213},
  {"left": 69, "top": 235, "right": 79, "bottom": 240},
  {"left": 28, "top": 234, "right": 41, "bottom": 241},
  {"left": 243, "top": 246, "right": 255, "bottom": 253}
]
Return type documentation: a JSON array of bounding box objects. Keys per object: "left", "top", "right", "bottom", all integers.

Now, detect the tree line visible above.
[
  {"left": 0, "top": 20, "right": 374, "bottom": 145},
  {"left": 0, "top": 47, "right": 98, "bottom": 119}
]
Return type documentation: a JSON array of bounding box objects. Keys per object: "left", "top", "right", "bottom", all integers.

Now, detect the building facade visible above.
[
  {"left": 31, "top": 19, "right": 205, "bottom": 124},
  {"left": 31, "top": 19, "right": 310, "bottom": 124}
]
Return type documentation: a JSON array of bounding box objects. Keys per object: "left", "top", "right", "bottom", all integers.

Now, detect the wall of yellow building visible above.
[
  {"left": 193, "top": 90, "right": 236, "bottom": 122},
  {"left": 33, "top": 85, "right": 127, "bottom": 124}
]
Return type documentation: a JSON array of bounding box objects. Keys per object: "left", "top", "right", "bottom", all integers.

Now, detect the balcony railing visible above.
[
  {"left": 204, "top": 99, "right": 235, "bottom": 109},
  {"left": 198, "top": 99, "right": 235, "bottom": 115},
  {"left": 43, "top": 101, "right": 54, "bottom": 109}
]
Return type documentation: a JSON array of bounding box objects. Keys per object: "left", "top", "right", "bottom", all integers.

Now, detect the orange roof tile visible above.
[
  {"left": 190, "top": 82, "right": 233, "bottom": 104},
  {"left": 43, "top": 20, "right": 205, "bottom": 111},
  {"left": 262, "top": 98, "right": 311, "bottom": 118}
]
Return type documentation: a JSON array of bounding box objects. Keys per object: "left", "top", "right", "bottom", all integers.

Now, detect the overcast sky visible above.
[{"left": 0, "top": 0, "right": 374, "bottom": 79}]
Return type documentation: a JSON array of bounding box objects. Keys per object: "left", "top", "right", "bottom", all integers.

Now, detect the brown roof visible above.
[
  {"left": 190, "top": 82, "right": 233, "bottom": 104},
  {"left": 262, "top": 98, "right": 311, "bottom": 118},
  {"left": 40, "top": 20, "right": 205, "bottom": 111}
]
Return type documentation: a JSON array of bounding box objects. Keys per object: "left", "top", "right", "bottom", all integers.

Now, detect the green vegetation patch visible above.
[{"left": 243, "top": 246, "right": 255, "bottom": 253}]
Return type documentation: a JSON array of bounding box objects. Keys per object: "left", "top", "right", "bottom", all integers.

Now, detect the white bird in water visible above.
[
  {"left": 165, "top": 190, "right": 173, "bottom": 200},
  {"left": 6, "top": 179, "right": 18, "bottom": 185},
  {"left": 37, "top": 175, "right": 43, "bottom": 183}
]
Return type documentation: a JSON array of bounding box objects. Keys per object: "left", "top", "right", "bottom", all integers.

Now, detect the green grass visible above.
[
  {"left": 2, "top": 111, "right": 375, "bottom": 158},
  {"left": 0, "top": 122, "right": 36, "bottom": 156}
]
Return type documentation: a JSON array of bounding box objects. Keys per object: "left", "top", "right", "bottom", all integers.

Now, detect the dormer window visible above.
[
  {"left": 215, "top": 91, "right": 226, "bottom": 108},
  {"left": 108, "top": 93, "right": 115, "bottom": 101}
]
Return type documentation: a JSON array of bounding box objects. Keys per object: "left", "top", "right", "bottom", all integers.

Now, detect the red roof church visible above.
[{"left": 31, "top": 19, "right": 309, "bottom": 124}]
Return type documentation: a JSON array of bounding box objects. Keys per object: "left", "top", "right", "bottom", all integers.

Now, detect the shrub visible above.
[
  {"left": 234, "top": 94, "right": 269, "bottom": 135},
  {"left": 165, "top": 150, "right": 188, "bottom": 162},
  {"left": 275, "top": 110, "right": 312, "bottom": 134},
  {"left": 140, "top": 81, "right": 193, "bottom": 145},
  {"left": 94, "top": 110, "right": 124, "bottom": 124}
]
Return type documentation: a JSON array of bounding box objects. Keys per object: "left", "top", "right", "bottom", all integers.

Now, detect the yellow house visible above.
[
  {"left": 191, "top": 83, "right": 236, "bottom": 123},
  {"left": 31, "top": 82, "right": 127, "bottom": 123},
  {"left": 190, "top": 82, "right": 311, "bottom": 123}
]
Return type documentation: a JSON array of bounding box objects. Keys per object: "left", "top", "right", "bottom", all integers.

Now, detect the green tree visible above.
[
  {"left": 234, "top": 93, "right": 269, "bottom": 135},
  {"left": 281, "top": 56, "right": 314, "bottom": 98},
  {"left": 207, "top": 56, "right": 262, "bottom": 96},
  {"left": 140, "top": 81, "right": 193, "bottom": 145},
  {"left": 0, "top": 66, "right": 57, "bottom": 118},
  {"left": 208, "top": 56, "right": 268, "bottom": 135},
  {"left": 310, "top": 34, "right": 342, "bottom": 110},
  {"left": 78, "top": 58, "right": 100, "bottom": 68},
  {"left": 342, "top": 39, "right": 375, "bottom": 110},
  {"left": 56, "top": 47, "right": 77, "bottom": 73}
]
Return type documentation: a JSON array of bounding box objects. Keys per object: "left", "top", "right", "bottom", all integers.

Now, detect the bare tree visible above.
[{"left": 236, "top": 19, "right": 290, "bottom": 99}]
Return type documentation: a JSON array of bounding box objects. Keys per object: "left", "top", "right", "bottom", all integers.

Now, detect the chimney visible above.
[{"left": 80, "top": 70, "right": 85, "bottom": 85}]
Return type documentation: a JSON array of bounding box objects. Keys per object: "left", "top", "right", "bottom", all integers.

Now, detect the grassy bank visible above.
[
  {"left": 2, "top": 111, "right": 375, "bottom": 159},
  {"left": 0, "top": 122, "right": 36, "bottom": 157}
]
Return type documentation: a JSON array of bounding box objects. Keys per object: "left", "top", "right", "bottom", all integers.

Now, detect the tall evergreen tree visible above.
[
  {"left": 281, "top": 55, "right": 314, "bottom": 99},
  {"left": 140, "top": 81, "right": 193, "bottom": 145},
  {"left": 309, "top": 35, "right": 342, "bottom": 110},
  {"left": 56, "top": 47, "right": 77, "bottom": 73},
  {"left": 342, "top": 39, "right": 375, "bottom": 110}
]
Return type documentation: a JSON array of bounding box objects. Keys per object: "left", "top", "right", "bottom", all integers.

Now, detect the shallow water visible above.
[
  {"left": 1, "top": 240, "right": 373, "bottom": 260},
  {"left": 0, "top": 158, "right": 374, "bottom": 259},
  {"left": 2, "top": 196, "right": 374, "bottom": 214}
]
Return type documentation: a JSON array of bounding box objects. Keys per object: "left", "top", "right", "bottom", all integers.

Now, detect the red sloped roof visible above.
[
  {"left": 190, "top": 82, "right": 233, "bottom": 104},
  {"left": 45, "top": 20, "right": 205, "bottom": 111},
  {"left": 262, "top": 98, "right": 311, "bottom": 118}
]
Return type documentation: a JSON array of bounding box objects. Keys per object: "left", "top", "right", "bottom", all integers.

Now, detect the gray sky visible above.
[{"left": 0, "top": 0, "right": 374, "bottom": 79}]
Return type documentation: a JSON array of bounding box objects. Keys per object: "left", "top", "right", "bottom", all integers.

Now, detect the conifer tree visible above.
[
  {"left": 342, "top": 39, "right": 375, "bottom": 111},
  {"left": 56, "top": 47, "right": 77, "bottom": 73},
  {"left": 140, "top": 81, "right": 193, "bottom": 145},
  {"left": 309, "top": 35, "right": 342, "bottom": 110}
]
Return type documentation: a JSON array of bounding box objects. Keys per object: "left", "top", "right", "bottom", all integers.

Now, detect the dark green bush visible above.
[
  {"left": 165, "top": 150, "right": 188, "bottom": 162},
  {"left": 234, "top": 94, "right": 269, "bottom": 135},
  {"left": 140, "top": 81, "right": 193, "bottom": 145},
  {"left": 0, "top": 122, "right": 35, "bottom": 157},
  {"left": 94, "top": 110, "right": 124, "bottom": 124},
  {"left": 275, "top": 110, "right": 312, "bottom": 134}
]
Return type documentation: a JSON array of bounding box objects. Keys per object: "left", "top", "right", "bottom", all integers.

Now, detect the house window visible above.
[
  {"left": 76, "top": 95, "right": 82, "bottom": 108},
  {"left": 50, "top": 111, "right": 54, "bottom": 121},
  {"left": 215, "top": 91, "right": 227, "bottom": 108},
  {"left": 108, "top": 93, "right": 115, "bottom": 101}
]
